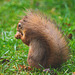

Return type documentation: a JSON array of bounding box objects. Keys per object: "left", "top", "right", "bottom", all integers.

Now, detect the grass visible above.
[{"left": 0, "top": 0, "right": 75, "bottom": 75}]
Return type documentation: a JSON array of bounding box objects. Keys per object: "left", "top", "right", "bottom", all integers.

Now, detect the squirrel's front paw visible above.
[{"left": 15, "top": 32, "right": 22, "bottom": 39}]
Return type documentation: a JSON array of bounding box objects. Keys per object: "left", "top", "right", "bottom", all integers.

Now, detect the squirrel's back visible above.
[{"left": 26, "top": 11, "right": 69, "bottom": 67}]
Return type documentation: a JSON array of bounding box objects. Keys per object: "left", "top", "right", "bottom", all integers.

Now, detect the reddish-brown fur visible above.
[{"left": 15, "top": 11, "right": 69, "bottom": 68}]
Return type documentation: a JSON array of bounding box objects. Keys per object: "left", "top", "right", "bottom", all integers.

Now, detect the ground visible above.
[{"left": 0, "top": 0, "right": 75, "bottom": 75}]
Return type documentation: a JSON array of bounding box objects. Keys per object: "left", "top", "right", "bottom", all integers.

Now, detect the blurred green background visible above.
[{"left": 0, "top": 0, "right": 75, "bottom": 75}]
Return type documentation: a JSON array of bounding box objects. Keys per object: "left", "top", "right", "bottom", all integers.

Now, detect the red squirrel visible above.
[{"left": 15, "top": 11, "right": 69, "bottom": 69}]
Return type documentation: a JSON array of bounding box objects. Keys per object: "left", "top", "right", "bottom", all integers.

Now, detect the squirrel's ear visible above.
[{"left": 25, "top": 15, "right": 28, "bottom": 18}]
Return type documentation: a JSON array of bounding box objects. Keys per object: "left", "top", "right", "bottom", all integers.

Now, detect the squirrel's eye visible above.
[{"left": 18, "top": 23, "right": 21, "bottom": 27}]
